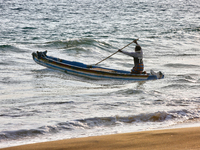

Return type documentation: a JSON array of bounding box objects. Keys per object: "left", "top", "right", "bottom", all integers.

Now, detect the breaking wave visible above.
[
  {"left": 0, "top": 129, "right": 44, "bottom": 141},
  {"left": 1, "top": 109, "right": 198, "bottom": 141},
  {"left": 0, "top": 44, "right": 25, "bottom": 53},
  {"left": 39, "top": 38, "right": 112, "bottom": 51}
]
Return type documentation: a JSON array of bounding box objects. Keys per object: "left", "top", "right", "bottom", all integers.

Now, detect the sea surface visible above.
[{"left": 0, "top": 0, "right": 200, "bottom": 148}]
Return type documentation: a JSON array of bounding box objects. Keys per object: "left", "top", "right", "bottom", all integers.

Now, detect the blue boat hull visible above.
[{"left": 32, "top": 51, "right": 164, "bottom": 81}]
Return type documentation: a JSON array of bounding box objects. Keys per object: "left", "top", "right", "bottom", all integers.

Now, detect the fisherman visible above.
[{"left": 118, "top": 39, "right": 144, "bottom": 74}]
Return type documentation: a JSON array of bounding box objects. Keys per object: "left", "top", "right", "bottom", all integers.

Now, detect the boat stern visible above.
[{"left": 150, "top": 70, "right": 164, "bottom": 79}]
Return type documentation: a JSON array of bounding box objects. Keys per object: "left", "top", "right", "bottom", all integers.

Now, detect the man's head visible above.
[{"left": 135, "top": 45, "right": 141, "bottom": 52}]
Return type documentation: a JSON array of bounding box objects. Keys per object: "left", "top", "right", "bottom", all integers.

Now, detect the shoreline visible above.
[{"left": 2, "top": 126, "right": 200, "bottom": 150}]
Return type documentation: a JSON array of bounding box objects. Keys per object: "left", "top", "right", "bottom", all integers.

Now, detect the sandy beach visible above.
[{"left": 2, "top": 127, "right": 200, "bottom": 150}]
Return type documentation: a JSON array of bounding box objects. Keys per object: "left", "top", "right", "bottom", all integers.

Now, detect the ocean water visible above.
[{"left": 0, "top": 0, "right": 200, "bottom": 148}]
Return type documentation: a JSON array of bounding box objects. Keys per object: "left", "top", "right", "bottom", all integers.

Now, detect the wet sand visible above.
[{"left": 2, "top": 127, "right": 200, "bottom": 150}]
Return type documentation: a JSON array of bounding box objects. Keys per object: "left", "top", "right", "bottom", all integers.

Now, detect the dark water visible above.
[{"left": 0, "top": 0, "right": 200, "bottom": 148}]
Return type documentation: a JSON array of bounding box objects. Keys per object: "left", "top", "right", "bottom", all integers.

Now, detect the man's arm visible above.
[{"left": 118, "top": 50, "right": 137, "bottom": 57}]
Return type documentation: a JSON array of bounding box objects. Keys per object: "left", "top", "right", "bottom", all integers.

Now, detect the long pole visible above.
[{"left": 95, "top": 39, "right": 138, "bottom": 66}]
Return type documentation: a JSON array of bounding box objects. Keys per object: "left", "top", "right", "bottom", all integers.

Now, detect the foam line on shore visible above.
[{"left": 2, "top": 127, "right": 200, "bottom": 150}]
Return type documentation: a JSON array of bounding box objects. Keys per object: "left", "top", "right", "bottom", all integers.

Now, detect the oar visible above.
[{"left": 94, "top": 39, "right": 138, "bottom": 66}]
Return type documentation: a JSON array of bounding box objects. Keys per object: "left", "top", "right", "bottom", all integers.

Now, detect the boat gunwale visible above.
[
  {"left": 32, "top": 51, "right": 163, "bottom": 80},
  {"left": 38, "top": 55, "right": 150, "bottom": 78}
]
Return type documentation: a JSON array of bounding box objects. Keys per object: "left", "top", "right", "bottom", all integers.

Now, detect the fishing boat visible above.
[{"left": 32, "top": 51, "right": 164, "bottom": 81}]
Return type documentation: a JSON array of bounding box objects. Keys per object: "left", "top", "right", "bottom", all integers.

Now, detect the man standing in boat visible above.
[{"left": 118, "top": 39, "right": 144, "bottom": 74}]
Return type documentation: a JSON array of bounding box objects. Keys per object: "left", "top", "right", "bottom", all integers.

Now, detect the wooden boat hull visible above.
[{"left": 32, "top": 51, "right": 164, "bottom": 81}]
